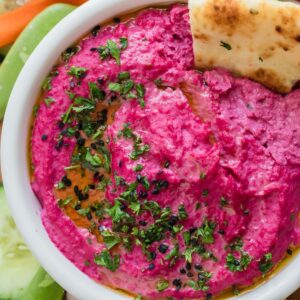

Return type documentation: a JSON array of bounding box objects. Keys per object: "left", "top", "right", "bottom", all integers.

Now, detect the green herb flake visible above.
[
  {"left": 56, "top": 181, "right": 65, "bottom": 190},
  {"left": 44, "top": 97, "right": 56, "bottom": 107},
  {"left": 129, "top": 144, "right": 150, "bottom": 160},
  {"left": 202, "top": 189, "right": 209, "bottom": 197},
  {"left": 133, "top": 164, "right": 144, "bottom": 172},
  {"left": 197, "top": 220, "right": 216, "bottom": 244},
  {"left": 200, "top": 172, "right": 206, "bottom": 180},
  {"left": 57, "top": 196, "right": 72, "bottom": 207},
  {"left": 88, "top": 82, "right": 105, "bottom": 101},
  {"left": 120, "top": 37, "right": 128, "bottom": 50},
  {"left": 101, "top": 230, "right": 122, "bottom": 250},
  {"left": 77, "top": 207, "right": 91, "bottom": 217},
  {"left": 109, "top": 82, "right": 122, "bottom": 93},
  {"left": 118, "top": 71, "right": 130, "bottom": 80},
  {"left": 220, "top": 41, "right": 232, "bottom": 50},
  {"left": 107, "top": 40, "right": 121, "bottom": 65},
  {"left": 178, "top": 204, "right": 188, "bottom": 220},
  {"left": 68, "top": 66, "right": 87, "bottom": 79},
  {"left": 220, "top": 196, "right": 228, "bottom": 207},
  {"left": 156, "top": 279, "right": 169, "bottom": 292},
  {"left": 258, "top": 253, "right": 273, "bottom": 274},
  {"left": 94, "top": 250, "right": 120, "bottom": 272},
  {"left": 226, "top": 252, "right": 252, "bottom": 272}
]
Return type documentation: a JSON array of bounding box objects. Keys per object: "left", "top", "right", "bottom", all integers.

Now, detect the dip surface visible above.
[{"left": 31, "top": 5, "right": 300, "bottom": 299}]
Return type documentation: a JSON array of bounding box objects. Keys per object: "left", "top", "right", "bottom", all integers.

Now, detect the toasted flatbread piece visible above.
[{"left": 189, "top": 0, "right": 300, "bottom": 93}]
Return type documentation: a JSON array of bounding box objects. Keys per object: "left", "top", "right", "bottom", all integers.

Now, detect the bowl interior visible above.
[{"left": 2, "top": 0, "right": 300, "bottom": 299}]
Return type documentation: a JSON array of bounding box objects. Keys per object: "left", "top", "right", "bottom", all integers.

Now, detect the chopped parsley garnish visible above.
[
  {"left": 57, "top": 196, "right": 72, "bottom": 207},
  {"left": 220, "top": 41, "right": 232, "bottom": 50},
  {"left": 42, "top": 77, "right": 52, "bottom": 91},
  {"left": 202, "top": 189, "right": 209, "bottom": 197},
  {"left": 220, "top": 196, "right": 228, "bottom": 207},
  {"left": 120, "top": 37, "right": 128, "bottom": 50},
  {"left": 197, "top": 220, "right": 215, "bottom": 244},
  {"left": 44, "top": 97, "right": 56, "bottom": 107},
  {"left": 98, "top": 38, "right": 127, "bottom": 65},
  {"left": 258, "top": 253, "right": 273, "bottom": 273},
  {"left": 94, "top": 250, "right": 120, "bottom": 272},
  {"left": 88, "top": 82, "right": 105, "bottom": 101},
  {"left": 226, "top": 252, "right": 252, "bottom": 272},
  {"left": 188, "top": 271, "right": 212, "bottom": 291},
  {"left": 200, "top": 172, "right": 206, "bottom": 180},
  {"left": 156, "top": 280, "right": 169, "bottom": 292},
  {"left": 68, "top": 66, "right": 87, "bottom": 79},
  {"left": 178, "top": 204, "right": 188, "bottom": 220},
  {"left": 109, "top": 82, "right": 122, "bottom": 93},
  {"left": 133, "top": 164, "right": 144, "bottom": 172},
  {"left": 77, "top": 207, "right": 91, "bottom": 217},
  {"left": 101, "top": 230, "right": 122, "bottom": 250},
  {"left": 85, "top": 149, "right": 102, "bottom": 168},
  {"left": 118, "top": 71, "right": 130, "bottom": 80}
]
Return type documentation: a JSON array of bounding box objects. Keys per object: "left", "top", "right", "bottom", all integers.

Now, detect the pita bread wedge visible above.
[{"left": 189, "top": 0, "right": 300, "bottom": 93}]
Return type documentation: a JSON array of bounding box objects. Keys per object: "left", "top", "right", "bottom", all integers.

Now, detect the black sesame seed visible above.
[
  {"left": 152, "top": 188, "right": 159, "bottom": 195},
  {"left": 74, "top": 186, "right": 79, "bottom": 195},
  {"left": 158, "top": 244, "right": 169, "bottom": 254},
  {"left": 120, "top": 203, "right": 127, "bottom": 211},
  {"left": 77, "top": 121, "right": 83, "bottom": 130},
  {"left": 62, "top": 176, "right": 72, "bottom": 187},
  {"left": 91, "top": 25, "right": 101, "bottom": 36},
  {"left": 86, "top": 212, "right": 93, "bottom": 220},
  {"left": 168, "top": 215, "right": 179, "bottom": 226},
  {"left": 187, "top": 272, "right": 194, "bottom": 278},
  {"left": 110, "top": 95, "right": 118, "bottom": 101},
  {"left": 90, "top": 47, "right": 98, "bottom": 52},
  {"left": 98, "top": 140, "right": 105, "bottom": 146},
  {"left": 206, "top": 293, "right": 213, "bottom": 300},
  {"left": 180, "top": 268, "right": 186, "bottom": 274},
  {"left": 172, "top": 279, "right": 182, "bottom": 290},
  {"left": 101, "top": 109, "right": 108, "bottom": 116},
  {"left": 139, "top": 220, "right": 148, "bottom": 226},
  {"left": 243, "top": 209, "right": 250, "bottom": 215},
  {"left": 55, "top": 140, "right": 64, "bottom": 151},
  {"left": 74, "top": 204, "right": 81, "bottom": 210},
  {"left": 91, "top": 143, "right": 97, "bottom": 150},
  {"left": 74, "top": 131, "right": 80, "bottom": 139},
  {"left": 189, "top": 227, "right": 197, "bottom": 234},
  {"left": 77, "top": 137, "right": 85, "bottom": 147},
  {"left": 287, "top": 248, "right": 293, "bottom": 255},
  {"left": 218, "top": 229, "right": 225, "bottom": 235},
  {"left": 97, "top": 77, "right": 104, "bottom": 84},
  {"left": 90, "top": 206, "right": 96, "bottom": 212},
  {"left": 195, "top": 264, "right": 203, "bottom": 271},
  {"left": 57, "top": 121, "right": 64, "bottom": 129},
  {"left": 160, "top": 180, "right": 169, "bottom": 188},
  {"left": 41, "top": 134, "right": 48, "bottom": 141},
  {"left": 186, "top": 262, "right": 192, "bottom": 270},
  {"left": 148, "top": 263, "right": 155, "bottom": 270},
  {"left": 113, "top": 17, "right": 121, "bottom": 23},
  {"left": 83, "top": 194, "right": 89, "bottom": 200},
  {"left": 139, "top": 191, "right": 148, "bottom": 199},
  {"left": 93, "top": 172, "right": 99, "bottom": 180},
  {"left": 149, "top": 252, "right": 157, "bottom": 260},
  {"left": 89, "top": 184, "right": 95, "bottom": 190},
  {"left": 78, "top": 192, "right": 85, "bottom": 201}
]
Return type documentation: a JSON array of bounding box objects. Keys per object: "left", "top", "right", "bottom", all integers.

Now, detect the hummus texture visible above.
[{"left": 31, "top": 5, "right": 300, "bottom": 300}]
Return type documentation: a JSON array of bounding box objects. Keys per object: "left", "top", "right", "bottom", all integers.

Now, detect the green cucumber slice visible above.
[{"left": 0, "top": 185, "right": 39, "bottom": 299}]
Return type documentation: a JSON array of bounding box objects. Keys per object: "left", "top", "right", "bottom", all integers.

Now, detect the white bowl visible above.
[{"left": 2, "top": 0, "right": 300, "bottom": 299}]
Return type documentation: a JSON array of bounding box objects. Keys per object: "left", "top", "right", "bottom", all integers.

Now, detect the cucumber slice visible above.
[
  {"left": 0, "top": 185, "right": 40, "bottom": 299},
  {"left": 19, "top": 267, "right": 65, "bottom": 300}
]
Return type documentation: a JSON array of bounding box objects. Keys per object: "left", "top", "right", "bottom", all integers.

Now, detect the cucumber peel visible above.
[
  {"left": 0, "top": 185, "right": 39, "bottom": 299},
  {"left": 0, "top": 3, "right": 76, "bottom": 120},
  {"left": 19, "top": 268, "right": 65, "bottom": 300},
  {"left": 0, "top": 185, "right": 65, "bottom": 300}
]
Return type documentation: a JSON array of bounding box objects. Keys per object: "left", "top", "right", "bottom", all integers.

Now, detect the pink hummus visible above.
[{"left": 31, "top": 4, "right": 300, "bottom": 300}]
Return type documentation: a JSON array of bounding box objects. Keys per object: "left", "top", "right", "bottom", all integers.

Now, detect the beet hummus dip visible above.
[{"left": 30, "top": 4, "right": 300, "bottom": 300}]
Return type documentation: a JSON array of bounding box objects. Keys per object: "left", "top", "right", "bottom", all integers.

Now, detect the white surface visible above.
[{"left": 1, "top": 0, "right": 300, "bottom": 299}]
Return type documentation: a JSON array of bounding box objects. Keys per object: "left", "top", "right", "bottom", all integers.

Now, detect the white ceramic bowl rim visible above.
[{"left": 2, "top": 0, "right": 300, "bottom": 299}]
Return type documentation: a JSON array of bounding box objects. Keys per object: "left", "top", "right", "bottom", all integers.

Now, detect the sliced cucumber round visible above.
[{"left": 0, "top": 185, "right": 39, "bottom": 299}]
